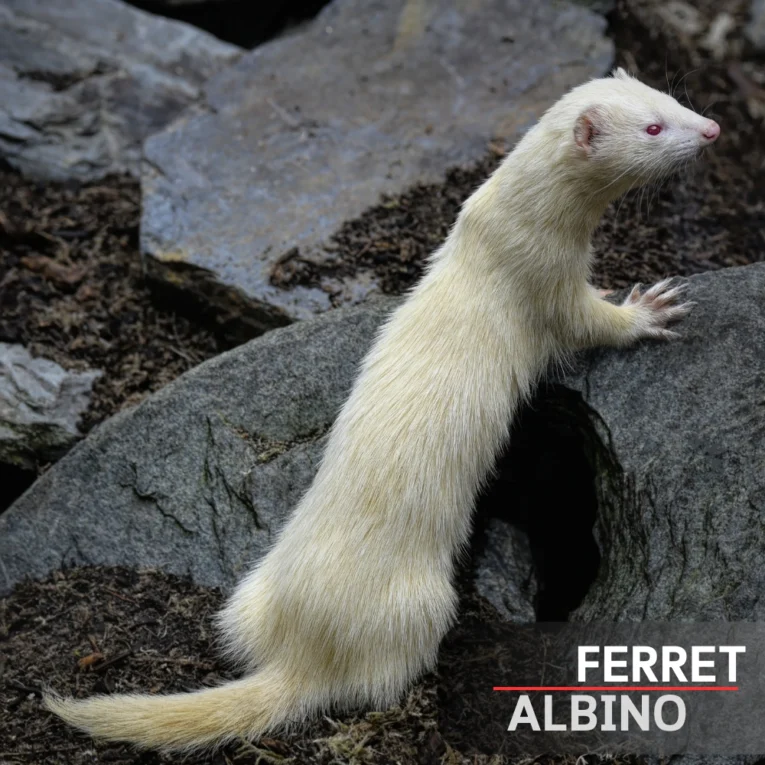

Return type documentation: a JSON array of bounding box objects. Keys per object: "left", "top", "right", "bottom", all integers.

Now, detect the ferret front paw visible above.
[{"left": 623, "top": 278, "right": 694, "bottom": 341}]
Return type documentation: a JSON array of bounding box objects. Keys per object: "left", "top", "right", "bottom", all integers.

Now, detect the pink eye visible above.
[{"left": 646, "top": 124, "right": 662, "bottom": 136}]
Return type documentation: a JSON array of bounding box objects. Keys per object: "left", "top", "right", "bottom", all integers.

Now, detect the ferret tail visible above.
[{"left": 44, "top": 666, "right": 300, "bottom": 751}]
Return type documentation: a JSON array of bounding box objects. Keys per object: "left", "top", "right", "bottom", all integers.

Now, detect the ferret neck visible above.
[{"left": 498, "top": 142, "right": 612, "bottom": 245}]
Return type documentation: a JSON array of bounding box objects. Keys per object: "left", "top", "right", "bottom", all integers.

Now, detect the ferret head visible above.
[{"left": 546, "top": 68, "right": 719, "bottom": 197}]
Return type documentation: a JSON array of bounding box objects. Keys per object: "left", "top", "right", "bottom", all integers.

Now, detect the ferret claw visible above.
[{"left": 622, "top": 278, "right": 693, "bottom": 341}]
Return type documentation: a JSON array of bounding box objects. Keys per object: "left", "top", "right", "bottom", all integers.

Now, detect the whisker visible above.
[
  {"left": 670, "top": 69, "right": 680, "bottom": 97},
  {"left": 645, "top": 184, "right": 655, "bottom": 219},
  {"left": 675, "top": 69, "right": 699, "bottom": 110},
  {"left": 614, "top": 178, "right": 639, "bottom": 221},
  {"left": 646, "top": 175, "right": 669, "bottom": 218},
  {"left": 684, "top": 80, "right": 696, "bottom": 113},
  {"left": 590, "top": 163, "right": 639, "bottom": 197},
  {"left": 701, "top": 101, "right": 719, "bottom": 117}
]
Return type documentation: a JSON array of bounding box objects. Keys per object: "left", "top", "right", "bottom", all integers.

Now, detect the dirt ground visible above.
[
  {"left": 0, "top": 565, "right": 641, "bottom": 765},
  {"left": 0, "top": 567, "right": 499, "bottom": 765},
  {"left": 2, "top": 0, "right": 765, "bottom": 762},
  {"left": 0, "top": 172, "right": 221, "bottom": 436}
]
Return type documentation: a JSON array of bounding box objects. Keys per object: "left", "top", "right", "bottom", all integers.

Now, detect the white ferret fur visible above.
[{"left": 47, "top": 69, "right": 719, "bottom": 750}]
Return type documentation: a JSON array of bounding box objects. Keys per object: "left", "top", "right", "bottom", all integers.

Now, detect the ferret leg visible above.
[{"left": 575, "top": 278, "right": 693, "bottom": 348}]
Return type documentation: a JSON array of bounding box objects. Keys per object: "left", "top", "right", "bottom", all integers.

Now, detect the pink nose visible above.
[{"left": 702, "top": 120, "right": 720, "bottom": 142}]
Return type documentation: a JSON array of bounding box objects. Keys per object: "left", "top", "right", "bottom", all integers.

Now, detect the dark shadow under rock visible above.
[{"left": 125, "top": 0, "right": 331, "bottom": 48}]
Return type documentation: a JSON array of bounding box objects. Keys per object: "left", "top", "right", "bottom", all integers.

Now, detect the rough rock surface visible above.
[
  {"left": 0, "top": 344, "right": 101, "bottom": 470},
  {"left": 0, "top": 298, "right": 395, "bottom": 596},
  {"left": 141, "top": 0, "right": 612, "bottom": 328},
  {"left": 0, "top": 0, "right": 240, "bottom": 181},
  {"left": 4, "top": 264, "right": 763, "bottom": 626},
  {"left": 0, "top": 296, "right": 533, "bottom": 618},
  {"left": 569, "top": 264, "right": 765, "bottom": 621},
  {"left": 473, "top": 519, "right": 537, "bottom": 622}
]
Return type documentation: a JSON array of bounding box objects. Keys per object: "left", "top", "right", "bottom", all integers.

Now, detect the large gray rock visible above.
[
  {"left": 141, "top": 0, "right": 612, "bottom": 329},
  {"left": 0, "top": 298, "right": 391, "bottom": 594},
  {"left": 0, "top": 296, "right": 534, "bottom": 619},
  {"left": 0, "top": 344, "right": 101, "bottom": 470},
  {"left": 570, "top": 264, "right": 765, "bottom": 621},
  {"left": 0, "top": 0, "right": 240, "bottom": 181},
  {"left": 3, "top": 264, "right": 763, "bottom": 628}
]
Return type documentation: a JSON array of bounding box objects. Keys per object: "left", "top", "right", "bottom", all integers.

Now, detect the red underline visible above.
[{"left": 492, "top": 686, "right": 739, "bottom": 692}]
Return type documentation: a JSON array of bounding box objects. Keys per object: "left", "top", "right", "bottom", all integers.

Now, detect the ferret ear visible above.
[
  {"left": 574, "top": 107, "right": 602, "bottom": 156},
  {"left": 613, "top": 67, "right": 630, "bottom": 80}
]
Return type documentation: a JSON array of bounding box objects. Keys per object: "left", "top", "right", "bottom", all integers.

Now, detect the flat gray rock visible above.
[
  {"left": 0, "top": 0, "right": 240, "bottom": 181},
  {"left": 4, "top": 264, "right": 762, "bottom": 629},
  {"left": 0, "top": 344, "right": 101, "bottom": 470},
  {"left": 141, "top": 0, "right": 612, "bottom": 329}
]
